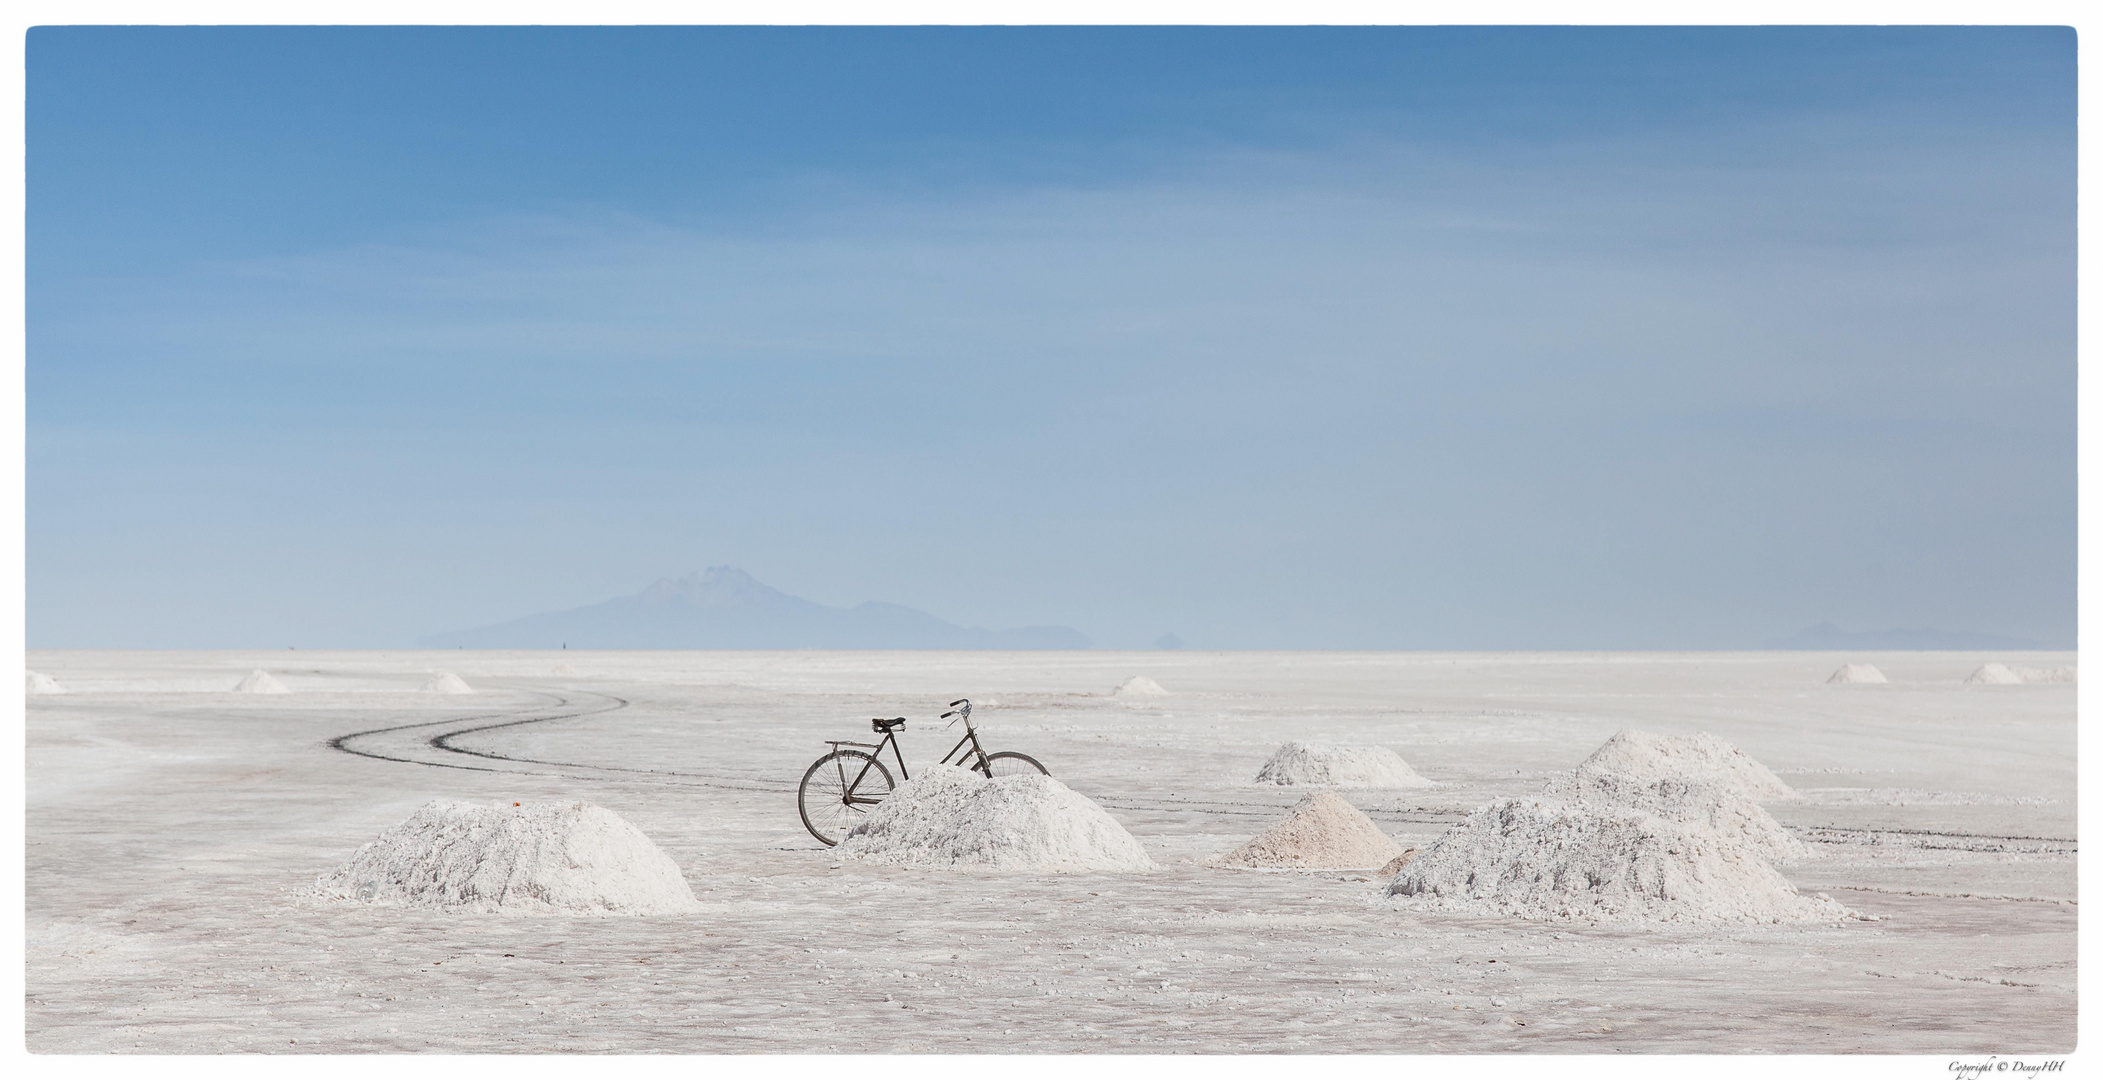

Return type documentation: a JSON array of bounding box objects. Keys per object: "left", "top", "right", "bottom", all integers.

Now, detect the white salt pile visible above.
[
  {"left": 1213, "top": 791, "right": 1404, "bottom": 870},
  {"left": 1544, "top": 770, "right": 1806, "bottom": 863},
  {"left": 1113, "top": 675, "right": 1169, "bottom": 697},
  {"left": 232, "top": 670, "right": 289, "bottom": 694},
  {"left": 317, "top": 800, "right": 697, "bottom": 916},
  {"left": 1387, "top": 798, "right": 1852, "bottom": 925},
  {"left": 1967, "top": 662, "right": 2023, "bottom": 685},
  {"left": 1969, "top": 663, "right": 2075, "bottom": 685},
  {"left": 1254, "top": 742, "right": 1435, "bottom": 789},
  {"left": 1388, "top": 729, "right": 1827, "bottom": 924},
  {"left": 1827, "top": 663, "right": 1888, "bottom": 684},
  {"left": 553, "top": 664, "right": 577, "bottom": 675},
  {"left": 837, "top": 765, "right": 1155, "bottom": 873},
  {"left": 1574, "top": 729, "right": 1794, "bottom": 802},
  {"left": 26, "top": 670, "right": 65, "bottom": 695},
  {"left": 423, "top": 672, "right": 475, "bottom": 694}
]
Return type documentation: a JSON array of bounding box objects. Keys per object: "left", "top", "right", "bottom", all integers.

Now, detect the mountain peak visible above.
[{"left": 638, "top": 566, "right": 782, "bottom": 607}]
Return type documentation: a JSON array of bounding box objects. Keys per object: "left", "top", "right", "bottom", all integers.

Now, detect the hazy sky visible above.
[{"left": 28, "top": 27, "right": 2075, "bottom": 649}]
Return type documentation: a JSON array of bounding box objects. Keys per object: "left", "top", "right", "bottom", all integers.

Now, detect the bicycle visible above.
[{"left": 796, "top": 698, "right": 1048, "bottom": 846}]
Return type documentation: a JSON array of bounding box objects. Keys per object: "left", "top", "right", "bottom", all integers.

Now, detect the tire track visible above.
[{"left": 326, "top": 687, "right": 791, "bottom": 794}]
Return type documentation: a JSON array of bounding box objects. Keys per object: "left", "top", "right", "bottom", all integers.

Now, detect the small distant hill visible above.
[
  {"left": 1763, "top": 622, "right": 2043, "bottom": 650},
  {"left": 421, "top": 566, "right": 1091, "bottom": 650}
]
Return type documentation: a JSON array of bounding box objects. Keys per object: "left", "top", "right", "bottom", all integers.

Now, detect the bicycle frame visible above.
[{"left": 829, "top": 719, "right": 992, "bottom": 806}]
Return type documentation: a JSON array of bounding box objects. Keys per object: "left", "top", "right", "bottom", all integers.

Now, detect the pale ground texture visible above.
[{"left": 25, "top": 650, "right": 2076, "bottom": 1054}]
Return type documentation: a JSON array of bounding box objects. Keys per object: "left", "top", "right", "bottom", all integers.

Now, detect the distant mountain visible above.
[
  {"left": 1763, "top": 622, "right": 2043, "bottom": 650},
  {"left": 420, "top": 566, "right": 1091, "bottom": 650}
]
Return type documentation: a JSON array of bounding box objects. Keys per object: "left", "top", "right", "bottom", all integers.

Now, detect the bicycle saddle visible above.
[{"left": 871, "top": 717, "right": 906, "bottom": 733}]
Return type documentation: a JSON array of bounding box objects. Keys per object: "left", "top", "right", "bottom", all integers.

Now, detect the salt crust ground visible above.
[
  {"left": 1827, "top": 663, "right": 1887, "bottom": 684},
  {"left": 233, "top": 669, "right": 289, "bottom": 694},
  {"left": 423, "top": 672, "right": 475, "bottom": 694},
  {"left": 837, "top": 765, "right": 1156, "bottom": 873},
  {"left": 27, "top": 669, "right": 65, "bottom": 694},
  {"left": 1213, "top": 791, "right": 1403, "bottom": 870},
  {"left": 315, "top": 799, "right": 698, "bottom": 916},
  {"left": 1389, "top": 798, "right": 1854, "bottom": 925},
  {"left": 1574, "top": 729, "right": 1796, "bottom": 802},
  {"left": 1254, "top": 742, "right": 1434, "bottom": 788},
  {"left": 25, "top": 650, "right": 2077, "bottom": 1052}
]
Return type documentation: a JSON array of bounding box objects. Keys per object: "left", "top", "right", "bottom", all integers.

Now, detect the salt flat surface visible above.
[{"left": 26, "top": 650, "right": 2076, "bottom": 1053}]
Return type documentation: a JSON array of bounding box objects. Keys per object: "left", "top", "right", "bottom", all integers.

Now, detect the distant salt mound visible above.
[
  {"left": 1388, "top": 798, "right": 1852, "bottom": 925},
  {"left": 1254, "top": 742, "right": 1435, "bottom": 789},
  {"left": 1544, "top": 770, "right": 1806, "bottom": 863},
  {"left": 837, "top": 765, "right": 1155, "bottom": 873},
  {"left": 1827, "top": 663, "right": 1888, "bottom": 685},
  {"left": 26, "top": 670, "right": 65, "bottom": 695},
  {"left": 1213, "top": 791, "right": 1404, "bottom": 870},
  {"left": 1575, "top": 730, "right": 1794, "bottom": 802},
  {"left": 1113, "top": 676, "right": 1169, "bottom": 697},
  {"left": 423, "top": 672, "right": 475, "bottom": 694},
  {"left": 1968, "top": 663, "right": 2074, "bottom": 685},
  {"left": 553, "top": 663, "right": 577, "bottom": 675},
  {"left": 1966, "top": 662, "right": 2023, "bottom": 685},
  {"left": 232, "top": 670, "right": 289, "bottom": 694},
  {"left": 317, "top": 800, "right": 697, "bottom": 916}
]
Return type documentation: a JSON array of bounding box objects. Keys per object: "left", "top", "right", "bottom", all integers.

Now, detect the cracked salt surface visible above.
[{"left": 26, "top": 649, "right": 2075, "bottom": 1053}]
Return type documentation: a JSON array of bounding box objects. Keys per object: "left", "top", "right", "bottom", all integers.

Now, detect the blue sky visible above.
[{"left": 27, "top": 27, "right": 2076, "bottom": 649}]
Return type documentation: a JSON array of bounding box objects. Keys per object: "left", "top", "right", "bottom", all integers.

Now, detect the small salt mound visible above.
[
  {"left": 1213, "top": 791, "right": 1404, "bottom": 870},
  {"left": 1113, "top": 676, "right": 1169, "bottom": 697},
  {"left": 553, "top": 664, "right": 577, "bottom": 675},
  {"left": 1827, "top": 663, "right": 1887, "bottom": 684},
  {"left": 1388, "top": 798, "right": 1852, "bottom": 925},
  {"left": 1966, "top": 662, "right": 2023, "bottom": 685},
  {"left": 317, "top": 799, "right": 697, "bottom": 916},
  {"left": 837, "top": 765, "right": 1155, "bottom": 873},
  {"left": 26, "top": 670, "right": 65, "bottom": 695},
  {"left": 232, "top": 670, "right": 289, "bottom": 694},
  {"left": 1575, "top": 730, "right": 1794, "bottom": 802},
  {"left": 1253, "top": 742, "right": 1435, "bottom": 789},
  {"left": 1969, "top": 662, "right": 2072, "bottom": 685},
  {"left": 423, "top": 672, "right": 475, "bottom": 694},
  {"left": 1544, "top": 770, "right": 1806, "bottom": 863}
]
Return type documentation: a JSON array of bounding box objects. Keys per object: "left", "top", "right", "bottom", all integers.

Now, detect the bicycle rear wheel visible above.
[
  {"left": 981, "top": 751, "right": 1049, "bottom": 778},
  {"left": 798, "top": 750, "right": 895, "bottom": 846}
]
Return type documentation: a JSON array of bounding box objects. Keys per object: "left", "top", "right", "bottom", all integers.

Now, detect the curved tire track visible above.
[{"left": 327, "top": 687, "right": 791, "bottom": 794}]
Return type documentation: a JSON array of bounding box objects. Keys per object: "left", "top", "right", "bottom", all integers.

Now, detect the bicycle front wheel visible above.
[
  {"left": 981, "top": 751, "right": 1050, "bottom": 778},
  {"left": 798, "top": 750, "right": 895, "bottom": 846}
]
